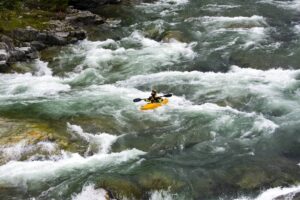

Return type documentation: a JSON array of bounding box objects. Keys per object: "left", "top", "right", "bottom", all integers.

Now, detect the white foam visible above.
[
  {"left": 0, "top": 140, "right": 32, "bottom": 161},
  {"left": 294, "top": 25, "right": 300, "bottom": 34},
  {"left": 260, "top": 0, "right": 300, "bottom": 11},
  {"left": 0, "top": 73, "right": 70, "bottom": 100},
  {"left": 235, "top": 185, "right": 300, "bottom": 200},
  {"left": 67, "top": 123, "right": 119, "bottom": 154},
  {"left": 72, "top": 34, "right": 196, "bottom": 78},
  {"left": 136, "top": 0, "right": 188, "bottom": 17},
  {"left": 0, "top": 148, "right": 145, "bottom": 187},
  {"left": 186, "top": 15, "right": 267, "bottom": 28},
  {"left": 72, "top": 184, "right": 108, "bottom": 200},
  {"left": 118, "top": 66, "right": 299, "bottom": 96},
  {"left": 0, "top": 140, "right": 58, "bottom": 162},
  {"left": 34, "top": 60, "right": 52, "bottom": 76},
  {"left": 202, "top": 4, "right": 240, "bottom": 12},
  {"left": 149, "top": 190, "right": 175, "bottom": 200}
]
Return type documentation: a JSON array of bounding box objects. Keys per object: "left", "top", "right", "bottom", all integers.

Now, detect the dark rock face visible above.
[
  {"left": 12, "top": 28, "right": 39, "bottom": 42},
  {"left": 1, "top": 26, "right": 86, "bottom": 68},
  {"left": 69, "top": 0, "right": 121, "bottom": 10},
  {"left": 0, "top": 6, "right": 110, "bottom": 72}
]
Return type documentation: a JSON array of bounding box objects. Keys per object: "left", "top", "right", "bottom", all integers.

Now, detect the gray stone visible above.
[
  {"left": 26, "top": 51, "right": 39, "bottom": 59},
  {"left": 11, "top": 28, "right": 39, "bottom": 42},
  {"left": 69, "top": 30, "right": 86, "bottom": 40},
  {"left": 8, "top": 50, "right": 26, "bottom": 62},
  {"left": 66, "top": 10, "right": 104, "bottom": 25},
  {"left": 0, "top": 35, "right": 14, "bottom": 50},
  {"left": 31, "top": 41, "right": 46, "bottom": 51},
  {"left": 0, "top": 50, "right": 8, "bottom": 61},
  {"left": 37, "top": 33, "right": 67, "bottom": 46},
  {"left": 0, "top": 42, "right": 9, "bottom": 51},
  {"left": 0, "top": 60, "right": 9, "bottom": 72}
]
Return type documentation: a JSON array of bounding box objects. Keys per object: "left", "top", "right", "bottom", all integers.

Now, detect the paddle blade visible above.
[
  {"left": 133, "top": 98, "right": 142, "bottom": 102},
  {"left": 163, "top": 93, "right": 172, "bottom": 97}
]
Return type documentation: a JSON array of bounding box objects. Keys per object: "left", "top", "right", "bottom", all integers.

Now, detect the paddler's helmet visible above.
[{"left": 151, "top": 89, "right": 157, "bottom": 96}]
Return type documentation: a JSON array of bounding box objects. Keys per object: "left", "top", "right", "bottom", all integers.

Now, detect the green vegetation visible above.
[
  {"left": 25, "top": 0, "right": 69, "bottom": 11},
  {"left": 0, "top": 0, "right": 70, "bottom": 33},
  {"left": 0, "top": 10, "right": 53, "bottom": 32},
  {"left": 0, "top": 0, "right": 69, "bottom": 11}
]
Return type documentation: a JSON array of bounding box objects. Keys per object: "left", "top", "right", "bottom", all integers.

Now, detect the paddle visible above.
[{"left": 133, "top": 93, "right": 173, "bottom": 102}]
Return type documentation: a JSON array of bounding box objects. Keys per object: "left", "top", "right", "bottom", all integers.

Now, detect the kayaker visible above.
[{"left": 144, "top": 90, "right": 163, "bottom": 103}]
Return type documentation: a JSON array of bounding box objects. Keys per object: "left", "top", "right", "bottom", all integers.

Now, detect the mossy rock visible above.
[
  {"left": 97, "top": 177, "right": 142, "bottom": 199},
  {"left": 161, "top": 31, "right": 186, "bottom": 42},
  {"left": 237, "top": 170, "right": 268, "bottom": 189},
  {"left": 138, "top": 171, "right": 184, "bottom": 191},
  {"left": 0, "top": 10, "right": 52, "bottom": 33}
]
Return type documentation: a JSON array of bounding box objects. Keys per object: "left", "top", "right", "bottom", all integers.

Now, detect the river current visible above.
[{"left": 1, "top": 0, "right": 300, "bottom": 199}]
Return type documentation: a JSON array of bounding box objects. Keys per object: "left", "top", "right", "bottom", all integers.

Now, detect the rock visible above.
[
  {"left": 0, "top": 49, "right": 8, "bottom": 61},
  {"left": 66, "top": 9, "right": 104, "bottom": 25},
  {"left": 11, "top": 27, "right": 39, "bottom": 42},
  {"left": 0, "top": 34, "right": 14, "bottom": 50},
  {"left": 8, "top": 50, "right": 26, "bottom": 62},
  {"left": 0, "top": 60, "right": 9, "bottom": 72},
  {"left": 37, "top": 32, "right": 67, "bottom": 46},
  {"left": 0, "top": 42, "right": 9, "bottom": 51},
  {"left": 31, "top": 41, "right": 46, "bottom": 51},
  {"left": 26, "top": 51, "right": 39, "bottom": 59},
  {"left": 162, "top": 31, "right": 186, "bottom": 42},
  {"left": 274, "top": 190, "right": 300, "bottom": 200},
  {"left": 69, "top": 30, "right": 86, "bottom": 40}
]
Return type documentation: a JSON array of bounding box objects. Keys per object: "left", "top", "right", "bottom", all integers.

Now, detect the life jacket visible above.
[{"left": 147, "top": 96, "right": 162, "bottom": 103}]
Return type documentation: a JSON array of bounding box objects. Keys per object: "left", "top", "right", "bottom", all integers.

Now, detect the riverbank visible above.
[{"left": 0, "top": 0, "right": 118, "bottom": 73}]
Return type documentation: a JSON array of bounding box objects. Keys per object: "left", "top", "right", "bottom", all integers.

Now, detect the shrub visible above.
[
  {"left": 0, "top": 0, "right": 22, "bottom": 10},
  {"left": 25, "top": 0, "right": 69, "bottom": 11}
]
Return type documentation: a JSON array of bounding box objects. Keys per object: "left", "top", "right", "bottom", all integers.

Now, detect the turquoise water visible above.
[{"left": 1, "top": 0, "right": 300, "bottom": 199}]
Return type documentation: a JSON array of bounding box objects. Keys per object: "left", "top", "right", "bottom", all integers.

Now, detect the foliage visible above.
[
  {"left": 0, "top": 0, "right": 23, "bottom": 10},
  {"left": 0, "top": 10, "right": 53, "bottom": 32},
  {"left": 0, "top": 0, "right": 69, "bottom": 11},
  {"left": 25, "top": 0, "right": 69, "bottom": 11}
]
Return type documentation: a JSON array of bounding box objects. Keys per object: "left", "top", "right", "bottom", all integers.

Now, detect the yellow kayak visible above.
[{"left": 140, "top": 98, "right": 169, "bottom": 110}]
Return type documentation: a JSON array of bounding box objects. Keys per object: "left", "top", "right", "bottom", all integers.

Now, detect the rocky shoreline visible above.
[{"left": 0, "top": 6, "right": 108, "bottom": 72}]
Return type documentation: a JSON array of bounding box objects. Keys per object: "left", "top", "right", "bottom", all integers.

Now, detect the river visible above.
[{"left": 1, "top": 0, "right": 300, "bottom": 199}]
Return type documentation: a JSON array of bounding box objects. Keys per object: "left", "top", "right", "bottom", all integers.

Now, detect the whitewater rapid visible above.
[{"left": 1, "top": 0, "right": 300, "bottom": 199}]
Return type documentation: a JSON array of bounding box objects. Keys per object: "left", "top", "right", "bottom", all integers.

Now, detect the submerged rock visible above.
[
  {"left": 97, "top": 177, "right": 142, "bottom": 199},
  {"left": 162, "top": 30, "right": 186, "bottom": 42}
]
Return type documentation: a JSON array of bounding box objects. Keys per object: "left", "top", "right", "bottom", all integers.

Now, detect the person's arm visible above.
[{"left": 143, "top": 97, "right": 151, "bottom": 102}]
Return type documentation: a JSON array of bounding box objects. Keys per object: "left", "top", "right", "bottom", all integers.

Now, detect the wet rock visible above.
[
  {"left": 237, "top": 170, "right": 268, "bottom": 189},
  {"left": 66, "top": 9, "right": 105, "bottom": 26},
  {"left": 162, "top": 31, "right": 186, "bottom": 42},
  {"left": 8, "top": 50, "right": 26, "bottom": 62},
  {"left": 69, "top": 30, "right": 86, "bottom": 40},
  {"left": 274, "top": 190, "right": 300, "bottom": 200},
  {"left": 97, "top": 177, "right": 142, "bottom": 199},
  {"left": 0, "top": 34, "right": 14, "bottom": 49},
  {"left": 37, "top": 32, "right": 67, "bottom": 45},
  {"left": 0, "top": 60, "right": 9, "bottom": 72},
  {"left": 0, "top": 49, "right": 8, "bottom": 61},
  {"left": 139, "top": 172, "right": 184, "bottom": 191},
  {"left": 11, "top": 28, "right": 39, "bottom": 42},
  {"left": 30, "top": 41, "right": 46, "bottom": 51}
]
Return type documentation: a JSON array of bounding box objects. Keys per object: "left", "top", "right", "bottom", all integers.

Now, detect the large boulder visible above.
[
  {"left": 37, "top": 32, "right": 67, "bottom": 46},
  {"left": 11, "top": 28, "right": 39, "bottom": 42},
  {"left": 0, "top": 34, "right": 14, "bottom": 50},
  {"left": 66, "top": 9, "right": 104, "bottom": 26}
]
